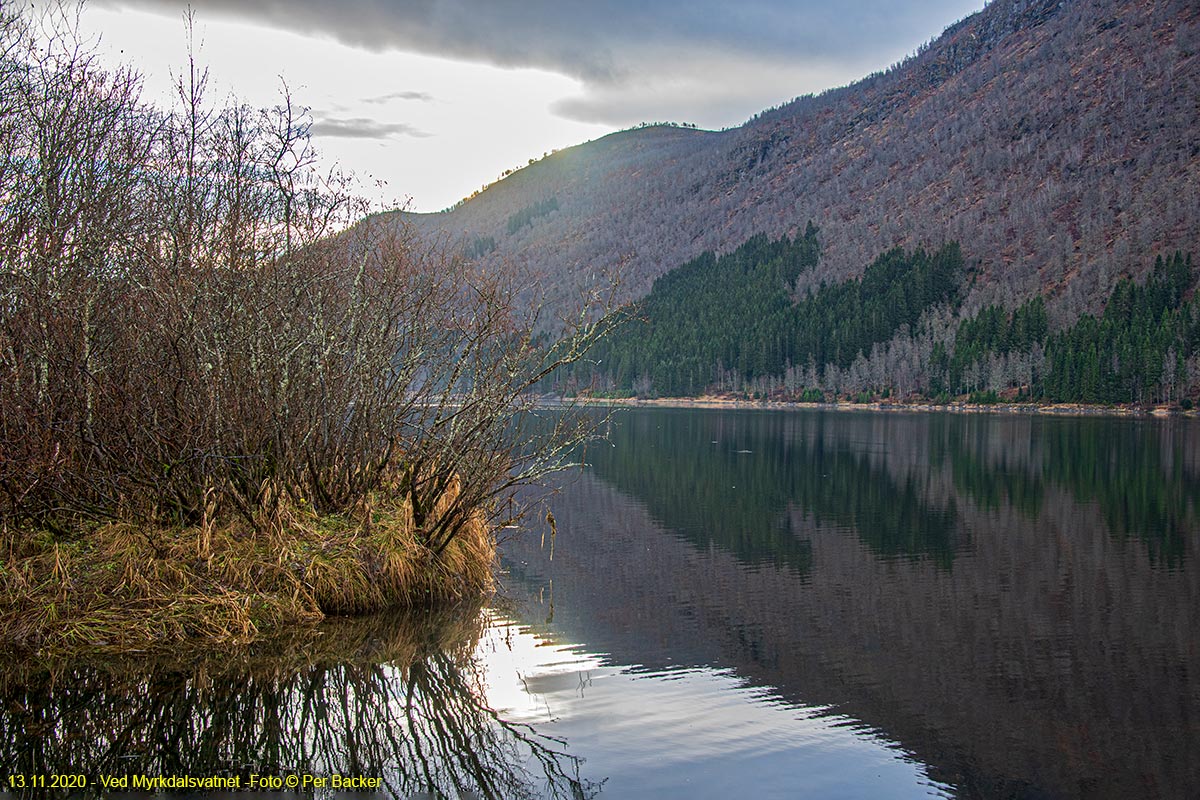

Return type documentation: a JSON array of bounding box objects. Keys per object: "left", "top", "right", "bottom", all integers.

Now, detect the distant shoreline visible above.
[{"left": 566, "top": 396, "right": 1200, "bottom": 419}]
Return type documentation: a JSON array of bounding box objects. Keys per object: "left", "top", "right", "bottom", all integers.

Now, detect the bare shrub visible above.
[{"left": 0, "top": 6, "right": 610, "bottom": 560}]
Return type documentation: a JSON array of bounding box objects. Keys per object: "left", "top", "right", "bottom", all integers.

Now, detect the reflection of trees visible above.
[
  {"left": 0, "top": 608, "right": 600, "bottom": 800},
  {"left": 587, "top": 409, "right": 958, "bottom": 569},
  {"left": 781, "top": 437, "right": 959, "bottom": 568},
  {"left": 591, "top": 409, "right": 1200, "bottom": 571},
  {"left": 584, "top": 409, "right": 814, "bottom": 572},
  {"left": 1038, "top": 418, "right": 1199, "bottom": 564},
  {"left": 929, "top": 419, "right": 1046, "bottom": 519},
  {"left": 927, "top": 415, "right": 1200, "bottom": 564}
]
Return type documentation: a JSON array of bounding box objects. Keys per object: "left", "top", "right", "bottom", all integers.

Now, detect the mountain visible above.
[{"left": 387, "top": 0, "right": 1198, "bottom": 328}]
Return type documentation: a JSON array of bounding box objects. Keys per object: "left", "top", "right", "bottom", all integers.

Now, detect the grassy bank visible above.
[{"left": 0, "top": 486, "right": 494, "bottom": 654}]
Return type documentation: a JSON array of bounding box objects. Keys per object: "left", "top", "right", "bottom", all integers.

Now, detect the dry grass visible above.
[{"left": 0, "top": 485, "right": 495, "bottom": 654}]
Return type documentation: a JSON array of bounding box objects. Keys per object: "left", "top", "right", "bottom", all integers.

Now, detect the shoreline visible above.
[{"left": 568, "top": 396, "right": 1200, "bottom": 419}]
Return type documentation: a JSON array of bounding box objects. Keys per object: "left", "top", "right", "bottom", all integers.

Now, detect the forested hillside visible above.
[
  {"left": 559, "top": 229, "right": 1199, "bottom": 404},
  {"left": 395, "top": 0, "right": 1198, "bottom": 335}
]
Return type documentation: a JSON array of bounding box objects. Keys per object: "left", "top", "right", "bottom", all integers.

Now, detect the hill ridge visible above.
[{"left": 397, "top": 0, "right": 1198, "bottom": 328}]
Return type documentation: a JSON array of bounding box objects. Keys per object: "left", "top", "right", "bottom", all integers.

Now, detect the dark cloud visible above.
[
  {"left": 310, "top": 116, "right": 431, "bottom": 139},
  {"left": 364, "top": 90, "right": 434, "bottom": 104},
  {"left": 93, "top": 1, "right": 985, "bottom": 77},
  {"left": 96, "top": 0, "right": 985, "bottom": 125}
]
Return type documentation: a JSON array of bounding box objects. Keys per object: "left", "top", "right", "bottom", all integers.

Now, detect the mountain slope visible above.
[{"left": 390, "top": 0, "right": 1198, "bottom": 324}]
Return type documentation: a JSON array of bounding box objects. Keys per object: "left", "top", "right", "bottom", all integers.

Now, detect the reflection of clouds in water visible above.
[
  {"left": 477, "top": 611, "right": 605, "bottom": 723},
  {"left": 477, "top": 611, "right": 951, "bottom": 799}
]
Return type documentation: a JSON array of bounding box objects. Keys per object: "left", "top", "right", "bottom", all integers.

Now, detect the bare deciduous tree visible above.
[{"left": 0, "top": 5, "right": 614, "bottom": 559}]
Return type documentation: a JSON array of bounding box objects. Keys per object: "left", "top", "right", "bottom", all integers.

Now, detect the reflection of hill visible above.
[
  {"left": 584, "top": 408, "right": 960, "bottom": 570},
  {"left": 504, "top": 410, "right": 1200, "bottom": 799}
]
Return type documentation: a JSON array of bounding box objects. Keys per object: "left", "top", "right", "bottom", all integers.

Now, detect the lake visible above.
[{"left": 3, "top": 408, "right": 1198, "bottom": 799}]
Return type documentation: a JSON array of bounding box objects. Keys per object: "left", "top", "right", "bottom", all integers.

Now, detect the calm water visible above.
[{"left": 3, "top": 408, "right": 1198, "bottom": 799}]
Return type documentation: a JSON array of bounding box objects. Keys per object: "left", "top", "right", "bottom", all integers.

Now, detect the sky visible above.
[{"left": 75, "top": 0, "right": 987, "bottom": 212}]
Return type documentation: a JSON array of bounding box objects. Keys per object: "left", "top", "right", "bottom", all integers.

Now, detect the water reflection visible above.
[
  {"left": 478, "top": 615, "right": 953, "bottom": 800},
  {"left": 583, "top": 409, "right": 962, "bottom": 569},
  {"left": 503, "top": 408, "right": 1200, "bottom": 799},
  {"left": 0, "top": 607, "right": 601, "bottom": 800},
  {"left": 4, "top": 409, "right": 1197, "bottom": 799}
]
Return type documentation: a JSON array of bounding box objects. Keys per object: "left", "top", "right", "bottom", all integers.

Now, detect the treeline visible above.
[
  {"left": 939, "top": 252, "right": 1199, "bottom": 404},
  {"left": 792, "top": 240, "right": 961, "bottom": 370},
  {"left": 570, "top": 225, "right": 962, "bottom": 397},
  {"left": 933, "top": 297, "right": 1049, "bottom": 396},
  {"left": 575, "top": 225, "right": 820, "bottom": 395},
  {"left": 1039, "top": 253, "right": 1197, "bottom": 403},
  {"left": 559, "top": 227, "right": 1198, "bottom": 405}
]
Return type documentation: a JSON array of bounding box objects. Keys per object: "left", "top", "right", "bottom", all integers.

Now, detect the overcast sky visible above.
[{"left": 80, "top": 0, "right": 985, "bottom": 212}]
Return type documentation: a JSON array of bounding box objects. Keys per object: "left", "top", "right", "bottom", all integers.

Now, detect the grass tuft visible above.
[{"left": 0, "top": 485, "right": 495, "bottom": 655}]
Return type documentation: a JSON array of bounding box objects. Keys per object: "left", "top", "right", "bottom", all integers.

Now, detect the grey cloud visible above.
[
  {"left": 364, "top": 90, "right": 434, "bottom": 104},
  {"left": 310, "top": 116, "right": 431, "bottom": 139},
  {"left": 96, "top": 0, "right": 985, "bottom": 124},
  {"left": 93, "top": 1, "right": 985, "bottom": 80}
]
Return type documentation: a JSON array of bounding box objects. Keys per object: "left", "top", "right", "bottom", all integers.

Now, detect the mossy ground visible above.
[{"left": 0, "top": 487, "right": 495, "bottom": 654}]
